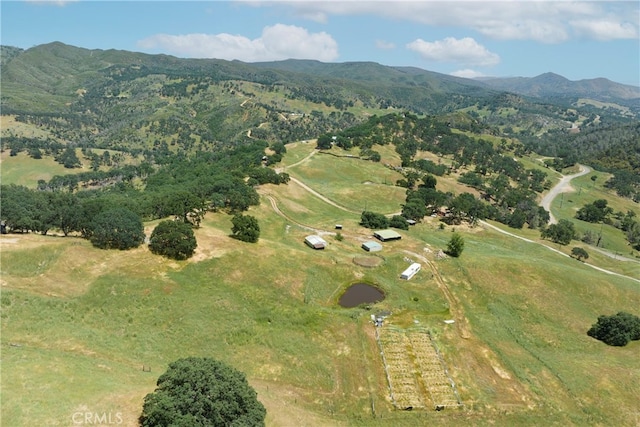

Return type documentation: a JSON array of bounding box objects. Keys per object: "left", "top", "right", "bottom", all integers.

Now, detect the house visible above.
[
  {"left": 304, "top": 235, "right": 327, "bottom": 249},
  {"left": 400, "top": 263, "right": 421, "bottom": 280},
  {"left": 373, "top": 229, "right": 402, "bottom": 242},
  {"left": 361, "top": 241, "right": 382, "bottom": 252}
]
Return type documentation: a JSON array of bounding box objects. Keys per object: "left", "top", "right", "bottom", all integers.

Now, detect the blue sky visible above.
[{"left": 2, "top": 1, "right": 639, "bottom": 86}]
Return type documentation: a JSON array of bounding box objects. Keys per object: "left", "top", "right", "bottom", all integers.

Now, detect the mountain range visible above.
[{"left": 2, "top": 42, "right": 638, "bottom": 115}]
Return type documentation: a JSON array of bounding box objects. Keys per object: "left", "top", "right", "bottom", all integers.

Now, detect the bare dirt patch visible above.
[{"left": 353, "top": 256, "right": 383, "bottom": 268}]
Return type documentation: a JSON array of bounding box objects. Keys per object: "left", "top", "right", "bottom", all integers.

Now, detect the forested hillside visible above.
[{"left": 1, "top": 42, "right": 638, "bottom": 203}]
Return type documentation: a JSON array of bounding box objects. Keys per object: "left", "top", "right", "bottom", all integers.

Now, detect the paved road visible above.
[{"left": 540, "top": 164, "right": 592, "bottom": 224}]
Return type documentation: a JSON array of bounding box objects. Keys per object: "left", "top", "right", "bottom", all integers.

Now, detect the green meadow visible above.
[{"left": 1, "top": 145, "right": 639, "bottom": 426}]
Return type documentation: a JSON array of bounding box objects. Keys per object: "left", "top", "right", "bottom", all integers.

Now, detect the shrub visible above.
[
  {"left": 571, "top": 246, "right": 589, "bottom": 261},
  {"left": 445, "top": 232, "right": 465, "bottom": 257},
  {"left": 587, "top": 312, "right": 640, "bottom": 346}
]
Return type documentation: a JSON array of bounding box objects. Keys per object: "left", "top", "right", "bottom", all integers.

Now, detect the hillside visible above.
[
  {"left": 478, "top": 72, "right": 640, "bottom": 109},
  {"left": 2, "top": 43, "right": 637, "bottom": 146},
  {"left": 1, "top": 42, "right": 640, "bottom": 426},
  {"left": 1, "top": 140, "right": 639, "bottom": 426}
]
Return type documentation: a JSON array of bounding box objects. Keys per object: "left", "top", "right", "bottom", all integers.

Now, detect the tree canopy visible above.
[
  {"left": 360, "top": 211, "right": 389, "bottom": 230},
  {"left": 587, "top": 312, "right": 640, "bottom": 347},
  {"left": 149, "top": 220, "right": 197, "bottom": 260},
  {"left": 88, "top": 207, "right": 145, "bottom": 250},
  {"left": 541, "top": 219, "right": 576, "bottom": 245},
  {"left": 231, "top": 214, "right": 260, "bottom": 243},
  {"left": 446, "top": 232, "right": 465, "bottom": 257},
  {"left": 576, "top": 199, "right": 613, "bottom": 223},
  {"left": 570, "top": 247, "right": 589, "bottom": 261},
  {"left": 139, "top": 357, "right": 266, "bottom": 427}
]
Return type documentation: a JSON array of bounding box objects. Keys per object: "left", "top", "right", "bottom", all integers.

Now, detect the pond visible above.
[{"left": 338, "top": 283, "right": 385, "bottom": 308}]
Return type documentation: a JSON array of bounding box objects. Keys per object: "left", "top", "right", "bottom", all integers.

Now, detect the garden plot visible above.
[{"left": 376, "top": 325, "right": 462, "bottom": 410}]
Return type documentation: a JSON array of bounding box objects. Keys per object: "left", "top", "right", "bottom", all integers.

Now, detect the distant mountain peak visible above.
[
  {"left": 479, "top": 72, "right": 639, "bottom": 102},
  {"left": 534, "top": 72, "right": 569, "bottom": 82}
]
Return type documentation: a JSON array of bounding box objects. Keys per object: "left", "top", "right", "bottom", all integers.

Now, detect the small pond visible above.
[{"left": 338, "top": 283, "right": 385, "bottom": 308}]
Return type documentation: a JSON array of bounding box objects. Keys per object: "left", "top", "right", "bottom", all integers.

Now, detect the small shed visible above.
[
  {"left": 400, "top": 263, "right": 421, "bottom": 280},
  {"left": 373, "top": 229, "right": 402, "bottom": 242},
  {"left": 406, "top": 219, "right": 417, "bottom": 226},
  {"left": 304, "top": 235, "right": 327, "bottom": 249},
  {"left": 362, "top": 241, "right": 382, "bottom": 252}
]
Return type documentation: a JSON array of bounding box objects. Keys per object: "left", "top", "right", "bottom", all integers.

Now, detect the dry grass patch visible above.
[{"left": 353, "top": 256, "right": 384, "bottom": 268}]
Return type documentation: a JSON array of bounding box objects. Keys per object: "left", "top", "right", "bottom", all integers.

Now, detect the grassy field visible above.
[{"left": 2, "top": 144, "right": 639, "bottom": 426}]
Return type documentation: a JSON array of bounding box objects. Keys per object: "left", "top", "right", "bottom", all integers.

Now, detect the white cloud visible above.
[
  {"left": 137, "top": 24, "right": 338, "bottom": 62},
  {"left": 244, "top": 1, "right": 639, "bottom": 43},
  {"left": 24, "top": 0, "right": 77, "bottom": 5},
  {"left": 570, "top": 19, "right": 638, "bottom": 41},
  {"left": 407, "top": 37, "right": 500, "bottom": 67},
  {"left": 450, "top": 69, "right": 486, "bottom": 79},
  {"left": 375, "top": 40, "right": 396, "bottom": 50}
]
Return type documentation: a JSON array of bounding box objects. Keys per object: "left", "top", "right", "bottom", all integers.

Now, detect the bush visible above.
[
  {"left": 445, "top": 232, "right": 465, "bottom": 257},
  {"left": 389, "top": 215, "right": 409, "bottom": 230},
  {"left": 587, "top": 312, "right": 640, "bottom": 346},
  {"left": 149, "top": 220, "right": 197, "bottom": 260},
  {"left": 570, "top": 246, "right": 589, "bottom": 261},
  {"left": 140, "top": 357, "right": 266, "bottom": 426},
  {"left": 360, "top": 211, "right": 389, "bottom": 229}
]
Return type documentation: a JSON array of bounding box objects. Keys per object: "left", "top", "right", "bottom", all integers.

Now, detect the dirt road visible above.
[{"left": 540, "top": 164, "right": 592, "bottom": 224}]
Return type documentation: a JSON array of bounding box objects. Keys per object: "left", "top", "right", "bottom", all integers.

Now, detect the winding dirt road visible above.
[
  {"left": 540, "top": 164, "right": 592, "bottom": 224},
  {"left": 537, "top": 163, "right": 639, "bottom": 265}
]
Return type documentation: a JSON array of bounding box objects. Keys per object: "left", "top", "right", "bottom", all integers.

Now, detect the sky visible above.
[{"left": 1, "top": 1, "right": 639, "bottom": 86}]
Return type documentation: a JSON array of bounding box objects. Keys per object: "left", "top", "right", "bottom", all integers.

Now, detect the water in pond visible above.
[{"left": 338, "top": 283, "right": 385, "bottom": 308}]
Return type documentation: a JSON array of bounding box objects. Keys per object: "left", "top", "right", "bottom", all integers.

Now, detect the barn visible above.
[
  {"left": 373, "top": 229, "right": 402, "bottom": 242},
  {"left": 304, "top": 235, "right": 327, "bottom": 249},
  {"left": 400, "top": 263, "right": 421, "bottom": 280},
  {"left": 362, "top": 241, "right": 382, "bottom": 252}
]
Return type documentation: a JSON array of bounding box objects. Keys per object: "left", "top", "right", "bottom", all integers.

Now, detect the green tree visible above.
[
  {"left": 587, "top": 312, "right": 640, "bottom": 347},
  {"left": 401, "top": 200, "right": 427, "bottom": 222},
  {"left": 420, "top": 174, "right": 437, "bottom": 189},
  {"left": 389, "top": 215, "right": 409, "bottom": 230},
  {"left": 316, "top": 134, "right": 333, "bottom": 150},
  {"left": 139, "top": 357, "right": 266, "bottom": 427},
  {"left": 571, "top": 246, "right": 589, "bottom": 261},
  {"left": 149, "top": 220, "right": 197, "bottom": 260},
  {"left": 360, "top": 211, "right": 389, "bottom": 229},
  {"left": 445, "top": 232, "right": 465, "bottom": 257},
  {"left": 89, "top": 207, "right": 145, "bottom": 250},
  {"left": 56, "top": 146, "right": 82, "bottom": 168},
  {"left": 576, "top": 199, "right": 613, "bottom": 223},
  {"left": 231, "top": 214, "right": 260, "bottom": 243},
  {"left": 541, "top": 219, "right": 576, "bottom": 245}
]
